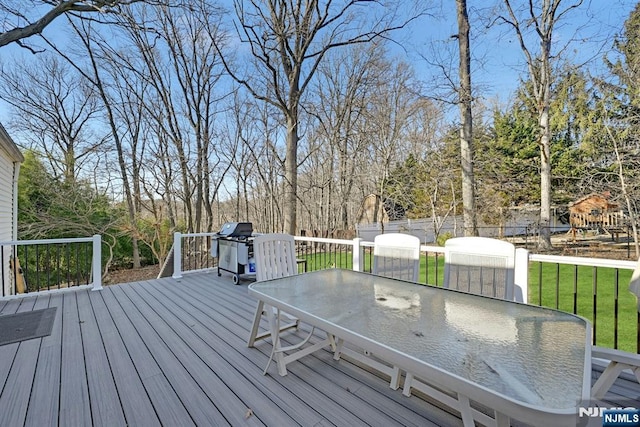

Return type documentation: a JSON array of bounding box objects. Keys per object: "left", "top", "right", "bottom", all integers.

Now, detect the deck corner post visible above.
[
  {"left": 173, "top": 232, "right": 183, "bottom": 280},
  {"left": 352, "top": 238, "right": 363, "bottom": 272},
  {"left": 515, "top": 247, "right": 529, "bottom": 303},
  {"left": 91, "top": 234, "right": 103, "bottom": 291}
]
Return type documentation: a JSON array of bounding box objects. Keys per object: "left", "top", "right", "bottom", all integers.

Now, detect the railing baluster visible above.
[
  {"left": 0, "top": 246, "right": 5, "bottom": 297},
  {"left": 555, "top": 263, "right": 560, "bottom": 310},
  {"left": 85, "top": 242, "right": 90, "bottom": 285},
  {"left": 23, "top": 245, "right": 28, "bottom": 293},
  {"left": 68, "top": 244, "right": 72, "bottom": 288},
  {"left": 572, "top": 265, "right": 578, "bottom": 314},
  {"left": 614, "top": 269, "right": 619, "bottom": 349},
  {"left": 56, "top": 245, "right": 61, "bottom": 291},
  {"left": 592, "top": 266, "right": 598, "bottom": 345},
  {"left": 75, "top": 242, "right": 80, "bottom": 286},
  {"left": 537, "top": 262, "right": 543, "bottom": 306},
  {"left": 46, "top": 244, "right": 51, "bottom": 290}
]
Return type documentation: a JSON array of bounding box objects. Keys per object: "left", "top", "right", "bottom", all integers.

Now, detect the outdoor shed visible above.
[{"left": 0, "top": 123, "right": 24, "bottom": 296}]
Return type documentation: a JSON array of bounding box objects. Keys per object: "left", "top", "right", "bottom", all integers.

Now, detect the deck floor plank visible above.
[
  {"left": 0, "top": 272, "right": 638, "bottom": 427},
  {"left": 25, "top": 293, "right": 63, "bottom": 426},
  {"left": 148, "top": 277, "right": 365, "bottom": 426},
  {"left": 163, "top": 275, "right": 430, "bottom": 426},
  {"left": 0, "top": 296, "right": 43, "bottom": 426},
  {"left": 149, "top": 280, "right": 340, "bottom": 425},
  {"left": 59, "top": 291, "right": 92, "bottom": 427},
  {"left": 123, "top": 280, "right": 280, "bottom": 426},
  {"left": 76, "top": 289, "right": 127, "bottom": 426}
]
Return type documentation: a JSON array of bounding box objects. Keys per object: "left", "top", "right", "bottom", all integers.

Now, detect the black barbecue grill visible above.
[{"left": 211, "top": 222, "right": 255, "bottom": 284}]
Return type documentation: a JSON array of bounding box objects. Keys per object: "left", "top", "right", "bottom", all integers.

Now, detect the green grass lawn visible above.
[
  {"left": 299, "top": 250, "right": 639, "bottom": 352},
  {"left": 529, "top": 262, "right": 638, "bottom": 352}
]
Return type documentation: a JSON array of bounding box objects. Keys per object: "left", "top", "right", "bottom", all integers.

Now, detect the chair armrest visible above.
[
  {"left": 590, "top": 345, "right": 640, "bottom": 399},
  {"left": 592, "top": 346, "right": 640, "bottom": 367}
]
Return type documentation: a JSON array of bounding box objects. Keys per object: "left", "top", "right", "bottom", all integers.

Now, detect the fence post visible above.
[
  {"left": 352, "top": 238, "right": 363, "bottom": 272},
  {"left": 173, "top": 232, "right": 183, "bottom": 279},
  {"left": 91, "top": 234, "right": 103, "bottom": 291}
]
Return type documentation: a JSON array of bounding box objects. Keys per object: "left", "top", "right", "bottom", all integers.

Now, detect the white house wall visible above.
[
  {"left": 0, "top": 123, "right": 23, "bottom": 296},
  {"left": 0, "top": 145, "right": 16, "bottom": 295}
]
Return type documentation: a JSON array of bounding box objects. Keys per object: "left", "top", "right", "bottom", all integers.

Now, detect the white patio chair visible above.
[
  {"left": 590, "top": 257, "right": 640, "bottom": 398},
  {"left": 442, "top": 236, "right": 519, "bottom": 301},
  {"left": 372, "top": 233, "right": 421, "bottom": 282},
  {"left": 334, "top": 232, "right": 421, "bottom": 390},
  {"left": 247, "top": 233, "right": 300, "bottom": 347},
  {"left": 403, "top": 236, "right": 529, "bottom": 398}
]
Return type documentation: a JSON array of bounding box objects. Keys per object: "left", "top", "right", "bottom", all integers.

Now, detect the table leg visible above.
[
  {"left": 495, "top": 412, "right": 510, "bottom": 427},
  {"left": 458, "top": 395, "right": 475, "bottom": 427}
]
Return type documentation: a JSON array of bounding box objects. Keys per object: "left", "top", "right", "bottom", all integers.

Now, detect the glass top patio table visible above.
[{"left": 248, "top": 268, "right": 592, "bottom": 425}]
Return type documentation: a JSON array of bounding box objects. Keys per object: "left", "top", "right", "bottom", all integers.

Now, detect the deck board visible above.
[
  {"left": 0, "top": 296, "right": 42, "bottom": 426},
  {"left": 25, "top": 293, "right": 61, "bottom": 427},
  {"left": 121, "top": 281, "right": 272, "bottom": 427},
  {"left": 77, "top": 290, "right": 127, "bottom": 426},
  {"left": 60, "top": 291, "right": 92, "bottom": 427},
  {"left": 0, "top": 271, "right": 638, "bottom": 426}
]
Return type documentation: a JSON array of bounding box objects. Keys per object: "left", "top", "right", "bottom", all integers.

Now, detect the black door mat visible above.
[{"left": 0, "top": 307, "right": 57, "bottom": 346}]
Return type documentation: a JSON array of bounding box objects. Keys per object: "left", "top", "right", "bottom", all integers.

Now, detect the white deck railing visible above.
[
  {"left": 3, "top": 232, "right": 637, "bottom": 351},
  {"left": 0, "top": 235, "right": 102, "bottom": 297},
  {"left": 171, "top": 232, "right": 639, "bottom": 352}
]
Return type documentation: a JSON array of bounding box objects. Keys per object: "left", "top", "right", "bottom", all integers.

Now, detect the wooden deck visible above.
[{"left": 0, "top": 271, "right": 638, "bottom": 427}]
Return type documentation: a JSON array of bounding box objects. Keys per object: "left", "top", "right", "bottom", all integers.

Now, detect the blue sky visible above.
[
  {"left": 0, "top": 0, "right": 637, "bottom": 126},
  {"left": 396, "top": 0, "right": 637, "bottom": 108}
]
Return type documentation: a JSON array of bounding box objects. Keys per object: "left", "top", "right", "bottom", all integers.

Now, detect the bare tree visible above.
[
  {"left": 0, "top": 0, "right": 161, "bottom": 48},
  {"left": 108, "top": 2, "right": 230, "bottom": 233},
  {"left": 364, "top": 60, "right": 425, "bottom": 222},
  {"left": 0, "top": 55, "right": 106, "bottom": 183},
  {"left": 499, "top": 0, "right": 584, "bottom": 249},
  {"left": 308, "top": 44, "right": 383, "bottom": 230},
  {"left": 604, "top": 120, "right": 640, "bottom": 257},
  {"left": 218, "top": 0, "right": 412, "bottom": 235}
]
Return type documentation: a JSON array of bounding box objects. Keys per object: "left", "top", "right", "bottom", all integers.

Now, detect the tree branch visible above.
[{"left": 0, "top": 0, "right": 158, "bottom": 48}]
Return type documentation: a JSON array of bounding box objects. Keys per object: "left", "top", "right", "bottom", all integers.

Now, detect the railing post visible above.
[
  {"left": 352, "top": 238, "right": 363, "bottom": 272},
  {"left": 515, "top": 247, "right": 529, "bottom": 304},
  {"left": 173, "top": 232, "right": 183, "bottom": 279},
  {"left": 91, "top": 234, "right": 103, "bottom": 291}
]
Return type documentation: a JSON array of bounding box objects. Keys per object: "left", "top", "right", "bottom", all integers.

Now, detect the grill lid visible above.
[{"left": 217, "top": 222, "right": 253, "bottom": 237}]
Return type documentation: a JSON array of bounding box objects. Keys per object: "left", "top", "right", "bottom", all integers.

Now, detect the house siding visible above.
[
  {"left": 0, "top": 146, "right": 15, "bottom": 295},
  {"left": 0, "top": 123, "right": 22, "bottom": 296}
]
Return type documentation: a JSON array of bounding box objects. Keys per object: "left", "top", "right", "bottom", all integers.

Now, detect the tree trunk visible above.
[
  {"left": 456, "top": 0, "right": 478, "bottom": 237},
  {"left": 538, "top": 21, "right": 553, "bottom": 250},
  {"left": 539, "top": 108, "right": 553, "bottom": 249},
  {"left": 284, "top": 113, "right": 298, "bottom": 235}
]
